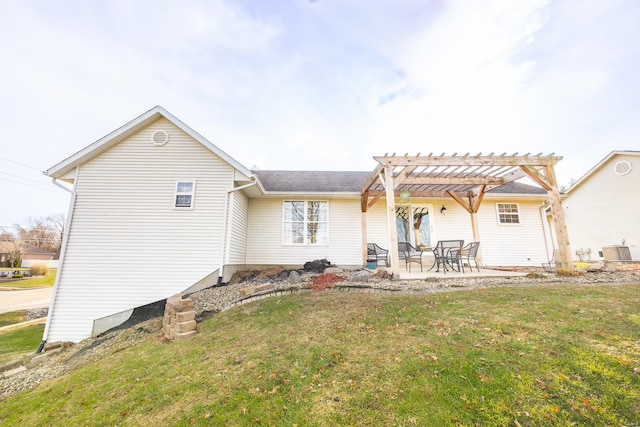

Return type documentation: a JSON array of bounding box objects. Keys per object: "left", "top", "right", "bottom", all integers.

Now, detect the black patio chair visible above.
[
  {"left": 455, "top": 241, "right": 481, "bottom": 272},
  {"left": 398, "top": 242, "right": 423, "bottom": 272},
  {"left": 367, "top": 243, "right": 389, "bottom": 267}
]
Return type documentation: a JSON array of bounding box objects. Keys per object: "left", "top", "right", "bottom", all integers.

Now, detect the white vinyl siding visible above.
[
  {"left": 227, "top": 191, "right": 249, "bottom": 264},
  {"left": 564, "top": 154, "right": 640, "bottom": 261},
  {"left": 47, "top": 118, "right": 234, "bottom": 342},
  {"left": 478, "top": 200, "right": 548, "bottom": 266},
  {"left": 247, "top": 198, "right": 362, "bottom": 265}
]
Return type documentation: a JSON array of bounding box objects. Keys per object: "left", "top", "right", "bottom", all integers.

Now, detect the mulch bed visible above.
[{"left": 308, "top": 273, "right": 346, "bottom": 291}]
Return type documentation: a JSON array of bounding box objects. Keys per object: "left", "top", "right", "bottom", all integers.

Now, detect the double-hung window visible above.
[
  {"left": 283, "top": 201, "right": 328, "bottom": 245},
  {"left": 174, "top": 181, "right": 195, "bottom": 209},
  {"left": 496, "top": 203, "right": 520, "bottom": 224}
]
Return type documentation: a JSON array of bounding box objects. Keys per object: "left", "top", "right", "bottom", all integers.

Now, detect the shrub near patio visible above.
[{"left": 1, "top": 284, "right": 639, "bottom": 426}]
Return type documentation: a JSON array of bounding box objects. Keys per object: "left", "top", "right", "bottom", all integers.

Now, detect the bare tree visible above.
[{"left": 15, "top": 214, "right": 65, "bottom": 256}]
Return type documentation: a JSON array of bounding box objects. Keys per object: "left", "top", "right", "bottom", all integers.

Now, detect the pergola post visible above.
[
  {"left": 469, "top": 211, "right": 484, "bottom": 267},
  {"left": 384, "top": 166, "right": 400, "bottom": 277},
  {"left": 545, "top": 166, "right": 573, "bottom": 269}
]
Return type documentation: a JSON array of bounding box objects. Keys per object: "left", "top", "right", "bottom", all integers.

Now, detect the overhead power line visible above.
[
  {"left": 0, "top": 171, "right": 50, "bottom": 186},
  {"left": 0, "top": 156, "right": 43, "bottom": 171},
  {"left": 0, "top": 177, "right": 61, "bottom": 193}
]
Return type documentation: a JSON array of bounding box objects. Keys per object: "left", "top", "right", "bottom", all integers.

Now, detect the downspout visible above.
[
  {"left": 37, "top": 173, "right": 78, "bottom": 353},
  {"left": 217, "top": 177, "right": 258, "bottom": 285},
  {"left": 539, "top": 201, "right": 555, "bottom": 263}
]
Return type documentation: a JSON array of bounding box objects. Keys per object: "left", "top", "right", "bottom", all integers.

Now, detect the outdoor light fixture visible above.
[
  {"left": 399, "top": 189, "right": 411, "bottom": 203},
  {"left": 440, "top": 205, "right": 447, "bottom": 215}
]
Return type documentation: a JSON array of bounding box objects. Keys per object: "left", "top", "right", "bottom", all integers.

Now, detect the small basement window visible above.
[
  {"left": 174, "top": 181, "right": 195, "bottom": 209},
  {"left": 496, "top": 203, "right": 520, "bottom": 224}
]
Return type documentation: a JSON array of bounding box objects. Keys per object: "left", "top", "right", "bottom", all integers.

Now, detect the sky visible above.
[{"left": 1, "top": 0, "right": 639, "bottom": 231}]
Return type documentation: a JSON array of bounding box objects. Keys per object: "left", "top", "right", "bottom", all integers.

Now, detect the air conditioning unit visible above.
[{"left": 601, "top": 246, "right": 632, "bottom": 261}]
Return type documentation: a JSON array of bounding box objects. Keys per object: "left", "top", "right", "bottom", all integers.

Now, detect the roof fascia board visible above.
[{"left": 254, "top": 191, "right": 361, "bottom": 199}]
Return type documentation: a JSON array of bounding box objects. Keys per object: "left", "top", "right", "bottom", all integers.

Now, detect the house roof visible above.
[
  {"left": 253, "top": 170, "right": 371, "bottom": 192},
  {"left": 253, "top": 170, "right": 547, "bottom": 195},
  {"left": 20, "top": 244, "right": 56, "bottom": 256},
  {"left": 45, "top": 106, "right": 253, "bottom": 181},
  {"left": 487, "top": 181, "right": 546, "bottom": 194},
  {"left": 565, "top": 150, "right": 640, "bottom": 194}
]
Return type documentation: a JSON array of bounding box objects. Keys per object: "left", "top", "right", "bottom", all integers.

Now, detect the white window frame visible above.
[
  {"left": 174, "top": 180, "right": 196, "bottom": 209},
  {"left": 496, "top": 202, "right": 520, "bottom": 225},
  {"left": 282, "top": 200, "right": 329, "bottom": 245}
]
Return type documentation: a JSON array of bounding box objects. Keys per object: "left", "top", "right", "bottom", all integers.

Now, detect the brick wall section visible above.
[{"left": 163, "top": 294, "right": 197, "bottom": 340}]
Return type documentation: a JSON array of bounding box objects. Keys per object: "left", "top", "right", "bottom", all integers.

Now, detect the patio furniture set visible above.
[{"left": 367, "top": 241, "right": 481, "bottom": 273}]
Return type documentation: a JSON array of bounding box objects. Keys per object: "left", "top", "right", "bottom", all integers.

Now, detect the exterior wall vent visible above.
[
  {"left": 613, "top": 160, "right": 632, "bottom": 176},
  {"left": 151, "top": 130, "right": 169, "bottom": 146}
]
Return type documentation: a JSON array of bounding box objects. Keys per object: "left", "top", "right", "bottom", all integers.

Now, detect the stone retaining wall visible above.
[{"left": 163, "top": 294, "right": 197, "bottom": 341}]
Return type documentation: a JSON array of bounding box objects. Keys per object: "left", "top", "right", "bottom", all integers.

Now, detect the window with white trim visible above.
[
  {"left": 496, "top": 203, "right": 520, "bottom": 224},
  {"left": 283, "top": 201, "right": 328, "bottom": 245},
  {"left": 174, "top": 181, "right": 195, "bottom": 208}
]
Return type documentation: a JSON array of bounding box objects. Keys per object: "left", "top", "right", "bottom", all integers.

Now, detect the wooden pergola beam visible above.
[
  {"left": 374, "top": 154, "right": 562, "bottom": 167},
  {"left": 397, "top": 176, "right": 504, "bottom": 186},
  {"left": 520, "top": 165, "right": 552, "bottom": 190}
]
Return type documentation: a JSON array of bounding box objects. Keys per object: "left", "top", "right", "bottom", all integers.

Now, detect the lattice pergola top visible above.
[{"left": 360, "top": 152, "right": 563, "bottom": 212}]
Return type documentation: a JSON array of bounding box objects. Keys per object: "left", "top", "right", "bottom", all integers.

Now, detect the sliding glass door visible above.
[{"left": 396, "top": 205, "right": 432, "bottom": 248}]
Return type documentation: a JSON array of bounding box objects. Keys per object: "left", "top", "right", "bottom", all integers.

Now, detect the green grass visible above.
[
  {"left": 0, "top": 324, "right": 44, "bottom": 365},
  {"left": 1, "top": 284, "right": 639, "bottom": 426},
  {"left": 0, "top": 310, "right": 28, "bottom": 327},
  {"left": 0, "top": 269, "right": 56, "bottom": 289}
]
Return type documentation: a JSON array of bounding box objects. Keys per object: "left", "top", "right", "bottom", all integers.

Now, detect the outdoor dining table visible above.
[{"left": 429, "top": 240, "right": 464, "bottom": 273}]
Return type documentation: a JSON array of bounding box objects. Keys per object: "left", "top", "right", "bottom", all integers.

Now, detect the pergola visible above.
[{"left": 360, "top": 153, "right": 572, "bottom": 276}]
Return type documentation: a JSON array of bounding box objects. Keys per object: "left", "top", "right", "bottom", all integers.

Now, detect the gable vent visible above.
[{"left": 151, "top": 130, "right": 170, "bottom": 146}]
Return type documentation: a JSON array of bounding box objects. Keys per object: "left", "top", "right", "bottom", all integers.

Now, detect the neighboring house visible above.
[
  {"left": 0, "top": 242, "right": 56, "bottom": 268},
  {"left": 20, "top": 244, "right": 57, "bottom": 268},
  {"left": 43, "top": 106, "right": 560, "bottom": 343},
  {"left": 562, "top": 151, "right": 640, "bottom": 262}
]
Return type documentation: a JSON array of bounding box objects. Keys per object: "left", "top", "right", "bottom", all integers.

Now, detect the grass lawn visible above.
[
  {"left": 0, "top": 324, "right": 44, "bottom": 365},
  {"left": 0, "top": 269, "right": 56, "bottom": 289},
  {"left": 1, "top": 284, "right": 639, "bottom": 426},
  {"left": 0, "top": 310, "right": 29, "bottom": 328}
]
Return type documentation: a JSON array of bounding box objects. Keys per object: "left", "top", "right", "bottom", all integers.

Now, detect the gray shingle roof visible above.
[
  {"left": 253, "top": 170, "right": 371, "bottom": 192},
  {"left": 487, "top": 181, "right": 547, "bottom": 194},
  {"left": 253, "top": 170, "right": 546, "bottom": 194}
]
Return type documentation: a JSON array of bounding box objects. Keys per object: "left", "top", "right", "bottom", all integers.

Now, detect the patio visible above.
[{"left": 374, "top": 251, "right": 528, "bottom": 280}]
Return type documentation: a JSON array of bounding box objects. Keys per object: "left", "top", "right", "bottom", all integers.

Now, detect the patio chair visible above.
[
  {"left": 456, "top": 241, "right": 480, "bottom": 272},
  {"left": 367, "top": 243, "right": 389, "bottom": 267},
  {"left": 431, "top": 240, "right": 464, "bottom": 273},
  {"left": 398, "top": 242, "right": 423, "bottom": 272}
]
